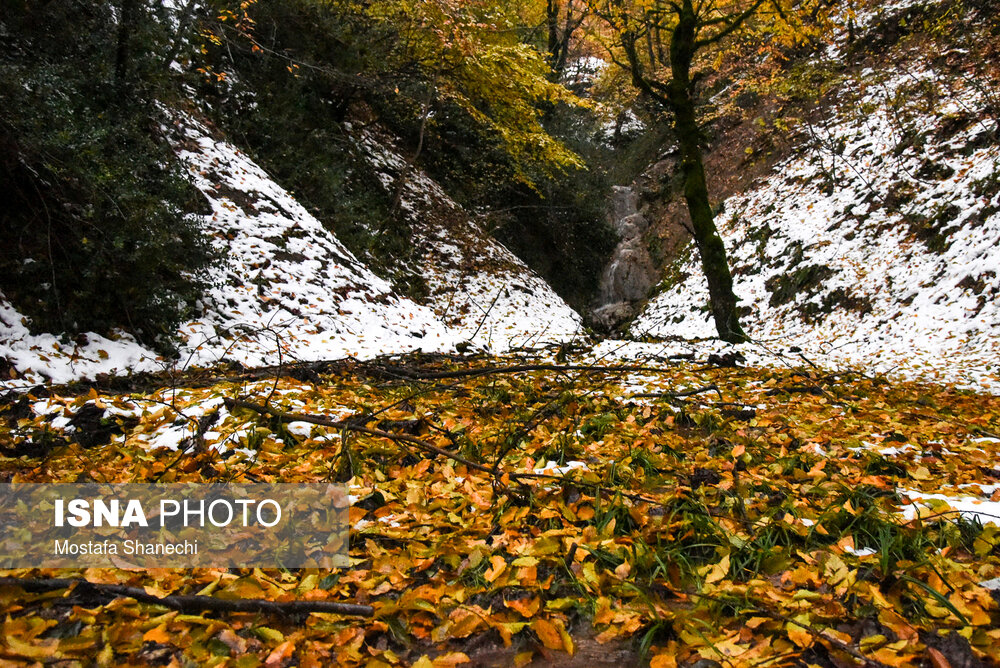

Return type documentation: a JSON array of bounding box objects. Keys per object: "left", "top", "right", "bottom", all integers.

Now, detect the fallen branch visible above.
[
  {"left": 374, "top": 362, "right": 675, "bottom": 381},
  {"left": 688, "top": 590, "right": 889, "bottom": 668},
  {"left": 225, "top": 398, "right": 663, "bottom": 506},
  {"left": 0, "top": 577, "right": 375, "bottom": 617},
  {"left": 225, "top": 398, "right": 496, "bottom": 476},
  {"left": 631, "top": 384, "right": 722, "bottom": 400}
]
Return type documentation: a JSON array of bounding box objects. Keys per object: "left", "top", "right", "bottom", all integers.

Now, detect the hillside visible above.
[
  {"left": 626, "top": 0, "right": 1000, "bottom": 392},
  {"left": 0, "top": 115, "right": 583, "bottom": 389},
  {"left": 353, "top": 128, "right": 584, "bottom": 350}
]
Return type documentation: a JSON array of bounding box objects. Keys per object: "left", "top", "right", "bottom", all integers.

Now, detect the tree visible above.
[
  {"left": 589, "top": 0, "right": 783, "bottom": 342},
  {"left": 208, "top": 0, "right": 585, "bottom": 189},
  {"left": 0, "top": 0, "right": 212, "bottom": 347},
  {"left": 545, "top": 0, "right": 590, "bottom": 78}
]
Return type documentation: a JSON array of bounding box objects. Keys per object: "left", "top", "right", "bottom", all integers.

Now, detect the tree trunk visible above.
[
  {"left": 162, "top": 0, "right": 199, "bottom": 71},
  {"left": 546, "top": 0, "right": 563, "bottom": 75},
  {"left": 667, "top": 3, "right": 746, "bottom": 342},
  {"left": 114, "top": 0, "right": 143, "bottom": 98},
  {"left": 672, "top": 103, "right": 746, "bottom": 342}
]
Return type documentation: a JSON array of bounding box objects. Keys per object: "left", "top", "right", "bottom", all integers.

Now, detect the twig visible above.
[
  {"left": 225, "top": 398, "right": 496, "bottom": 475},
  {"left": 467, "top": 286, "right": 505, "bottom": 343},
  {"left": 631, "top": 384, "right": 722, "bottom": 400},
  {"left": 0, "top": 577, "right": 374, "bottom": 617},
  {"left": 377, "top": 362, "right": 673, "bottom": 381},
  {"left": 224, "top": 399, "right": 663, "bottom": 505},
  {"left": 688, "top": 590, "right": 889, "bottom": 668}
]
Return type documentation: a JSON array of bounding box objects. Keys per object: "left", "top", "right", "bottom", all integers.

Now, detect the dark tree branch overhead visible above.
[
  {"left": 695, "top": 0, "right": 769, "bottom": 47},
  {"left": 546, "top": 0, "right": 589, "bottom": 78}
]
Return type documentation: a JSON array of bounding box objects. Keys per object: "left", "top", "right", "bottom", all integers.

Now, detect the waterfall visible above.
[{"left": 589, "top": 186, "right": 659, "bottom": 330}]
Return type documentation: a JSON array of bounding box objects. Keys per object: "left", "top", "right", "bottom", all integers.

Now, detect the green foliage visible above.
[
  {"left": 205, "top": 0, "right": 584, "bottom": 184},
  {"left": 464, "top": 101, "right": 617, "bottom": 310},
  {"left": 195, "top": 4, "right": 406, "bottom": 270},
  {"left": 0, "top": 1, "right": 212, "bottom": 349}
]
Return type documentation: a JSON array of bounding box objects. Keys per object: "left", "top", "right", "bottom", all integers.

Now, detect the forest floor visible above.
[{"left": 2, "top": 350, "right": 1000, "bottom": 667}]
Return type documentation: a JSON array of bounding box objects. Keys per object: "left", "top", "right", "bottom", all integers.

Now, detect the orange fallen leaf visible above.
[
  {"left": 485, "top": 555, "right": 507, "bottom": 582},
  {"left": 650, "top": 653, "right": 678, "bottom": 668},
  {"left": 433, "top": 652, "right": 471, "bottom": 667},
  {"left": 928, "top": 647, "right": 952, "bottom": 668},
  {"left": 531, "top": 618, "right": 564, "bottom": 651},
  {"left": 142, "top": 625, "right": 172, "bottom": 644},
  {"left": 265, "top": 640, "right": 295, "bottom": 667},
  {"left": 786, "top": 621, "right": 813, "bottom": 649},
  {"left": 506, "top": 596, "right": 541, "bottom": 618}
]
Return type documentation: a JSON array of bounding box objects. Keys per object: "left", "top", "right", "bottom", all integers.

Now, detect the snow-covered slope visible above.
[
  {"left": 0, "top": 116, "right": 457, "bottom": 387},
  {"left": 0, "top": 113, "right": 586, "bottom": 388},
  {"left": 354, "top": 129, "right": 584, "bottom": 351},
  {"left": 634, "top": 64, "right": 1000, "bottom": 389}
]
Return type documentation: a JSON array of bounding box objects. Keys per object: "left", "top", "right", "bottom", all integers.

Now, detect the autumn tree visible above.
[
  {"left": 589, "top": 0, "right": 787, "bottom": 342},
  {"left": 545, "top": 0, "right": 590, "bottom": 78}
]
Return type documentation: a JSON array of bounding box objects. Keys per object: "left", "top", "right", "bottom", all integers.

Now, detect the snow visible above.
[
  {"left": 354, "top": 129, "right": 585, "bottom": 352},
  {"left": 4, "top": 114, "right": 583, "bottom": 388},
  {"left": 900, "top": 489, "right": 1000, "bottom": 526},
  {"left": 170, "top": 115, "right": 457, "bottom": 367},
  {"left": 285, "top": 421, "right": 315, "bottom": 438},
  {"left": 632, "top": 66, "right": 1000, "bottom": 392},
  {"left": 1, "top": 114, "right": 459, "bottom": 387},
  {"left": 844, "top": 546, "right": 878, "bottom": 557},
  {"left": 0, "top": 302, "right": 164, "bottom": 386},
  {"left": 534, "top": 460, "right": 589, "bottom": 476}
]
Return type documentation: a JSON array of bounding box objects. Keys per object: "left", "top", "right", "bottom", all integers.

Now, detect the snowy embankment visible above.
[
  {"left": 0, "top": 116, "right": 456, "bottom": 388},
  {"left": 0, "top": 115, "right": 585, "bottom": 389},
  {"left": 354, "top": 130, "right": 584, "bottom": 351},
  {"left": 632, "top": 66, "right": 1000, "bottom": 391}
]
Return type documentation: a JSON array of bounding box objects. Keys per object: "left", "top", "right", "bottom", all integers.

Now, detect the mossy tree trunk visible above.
[{"left": 665, "top": 3, "right": 746, "bottom": 342}]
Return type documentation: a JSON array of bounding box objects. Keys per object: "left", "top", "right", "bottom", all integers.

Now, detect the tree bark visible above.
[
  {"left": 546, "top": 0, "right": 584, "bottom": 79},
  {"left": 613, "top": 0, "right": 746, "bottom": 342},
  {"left": 115, "top": 0, "right": 143, "bottom": 96},
  {"left": 665, "top": 2, "right": 746, "bottom": 342}
]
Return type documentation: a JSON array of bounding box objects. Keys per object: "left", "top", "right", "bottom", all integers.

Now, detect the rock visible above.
[
  {"left": 598, "top": 239, "right": 658, "bottom": 304},
  {"left": 588, "top": 302, "right": 636, "bottom": 332}
]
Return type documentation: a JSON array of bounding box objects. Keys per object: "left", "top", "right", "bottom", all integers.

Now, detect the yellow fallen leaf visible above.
[
  {"left": 4, "top": 636, "right": 61, "bottom": 661},
  {"left": 556, "top": 618, "right": 574, "bottom": 656},
  {"left": 433, "top": 652, "right": 471, "bottom": 666},
  {"left": 705, "top": 554, "right": 730, "bottom": 584}
]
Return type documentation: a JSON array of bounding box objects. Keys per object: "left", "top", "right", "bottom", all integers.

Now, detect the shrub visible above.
[{"left": 0, "top": 1, "right": 213, "bottom": 350}]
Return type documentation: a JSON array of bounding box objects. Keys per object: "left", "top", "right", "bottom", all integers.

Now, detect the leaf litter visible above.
[{"left": 2, "top": 350, "right": 1000, "bottom": 667}]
